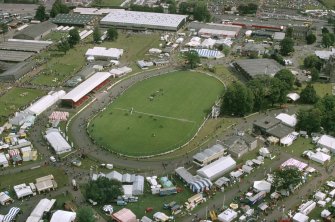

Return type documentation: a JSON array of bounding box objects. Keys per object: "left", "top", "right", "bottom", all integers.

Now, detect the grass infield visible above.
[{"left": 89, "top": 71, "right": 224, "bottom": 156}]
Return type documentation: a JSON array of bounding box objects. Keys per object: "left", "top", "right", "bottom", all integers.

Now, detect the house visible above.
[
  {"left": 13, "top": 21, "right": 57, "bottom": 40},
  {"left": 223, "top": 134, "right": 258, "bottom": 159},
  {"left": 192, "top": 144, "right": 226, "bottom": 167}
]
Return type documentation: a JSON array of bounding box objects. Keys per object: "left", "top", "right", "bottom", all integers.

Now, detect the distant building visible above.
[
  {"left": 291, "top": 25, "right": 310, "bottom": 40},
  {"left": 234, "top": 59, "right": 282, "bottom": 80},
  {"left": 13, "top": 21, "right": 57, "bottom": 40},
  {"left": 253, "top": 116, "right": 294, "bottom": 140},
  {"left": 223, "top": 134, "right": 258, "bottom": 158},
  {"left": 50, "top": 14, "right": 97, "bottom": 27},
  {"left": 273, "top": 32, "right": 286, "bottom": 41},
  {"left": 240, "top": 43, "right": 267, "bottom": 57},
  {"left": 0, "top": 61, "right": 35, "bottom": 82},
  {"left": 192, "top": 144, "right": 226, "bottom": 167}
]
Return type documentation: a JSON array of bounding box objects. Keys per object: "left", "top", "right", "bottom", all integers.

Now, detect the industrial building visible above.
[
  {"left": 0, "top": 39, "right": 52, "bottom": 53},
  {"left": 198, "top": 28, "right": 238, "bottom": 38},
  {"left": 253, "top": 116, "right": 295, "bottom": 140},
  {"left": 0, "top": 62, "right": 36, "bottom": 81},
  {"left": 13, "top": 21, "right": 57, "bottom": 40},
  {"left": 50, "top": 14, "right": 97, "bottom": 27},
  {"left": 61, "top": 72, "right": 111, "bottom": 107},
  {"left": 234, "top": 59, "right": 282, "bottom": 79},
  {"left": 100, "top": 10, "right": 188, "bottom": 31}
]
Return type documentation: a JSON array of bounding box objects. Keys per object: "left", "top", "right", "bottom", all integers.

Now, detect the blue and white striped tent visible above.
[
  {"left": 190, "top": 178, "right": 213, "bottom": 193},
  {"left": 3, "top": 207, "right": 20, "bottom": 222},
  {"left": 193, "top": 49, "right": 224, "bottom": 59}
]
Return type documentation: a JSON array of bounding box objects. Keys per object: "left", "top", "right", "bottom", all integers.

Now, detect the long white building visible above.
[
  {"left": 100, "top": 10, "right": 188, "bottom": 31},
  {"left": 197, "top": 156, "right": 236, "bottom": 181},
  {"left": 45, "top": 128, "right": 71, "bottom": 155}
]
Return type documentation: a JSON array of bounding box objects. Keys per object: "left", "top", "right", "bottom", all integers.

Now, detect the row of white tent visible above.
[{"left": 55, "top": 26, "right": 75, "bottom": 32}]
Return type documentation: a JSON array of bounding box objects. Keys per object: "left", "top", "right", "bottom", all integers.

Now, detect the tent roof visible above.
[
  {"left": 281, "top": 158, "right": 307, "bottom": 171},
  {"left": 318, "top": 135, "right": 335, "bottom": 149},
  {"left": 287, "top": 92, "right": 300, "bottom": 101},
  {"left": 293, "top": 212, "right": 308, "bottom": 222},
  {"left": 276, "top": 113, "right": 297, "bottom": 127},
  {"left": 197, "top": 156, "right": 236, "bottom": 180},
  {"left": 112, "top": 208, "right": 136, "bottom": 222},
  {"left": 253, "top": 180, "right": 271, "bottom": 192},
  {"left": 50, "top": 210, "right": 76, "bottom": 222},
  {"left": 45, "top": 128, "right": 71, "bottom": 154}
]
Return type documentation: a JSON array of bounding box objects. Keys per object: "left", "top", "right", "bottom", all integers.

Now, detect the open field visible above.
[
  {"left": 0, "top": 166, "right": 68, "bottom": 191},
  {"left": 89, "top": 71, "right": 224, "bottom": 156},
  {"left": 30, "top": 32, "right": 160, "bottom": 86},
  {"left": 320, "top": 0, "right": 335, "bottom": 9},
  {"left": 0, "top": 87, "right": 44, "bottom": 117}
]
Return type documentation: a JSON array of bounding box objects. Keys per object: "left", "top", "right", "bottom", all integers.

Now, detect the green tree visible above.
[
  {"left": 193, "top": 3, "right": 210, "bottom": 22},
  {"left": 185, "top": 50, "right": 200, "bottom": 69},
  {"left": 222, "top": 82, "right": 254, "bottom": 116},
  {"left": 273, "top": 167, "right": 303, "bottom": 191},
  {"left": 85, "top": 177, "right": 122, "bottom": 204},
  {"left": 286, "top": 27, "right": 293, "bottom": 38},
  {"left": 280, "top": 38, "right": 294, "bottom": 56},
  {"left": 306, "top": 33, "right": 316, "bottom": 44},
  {"left": 247, "top": 77, "right": 267, "bottom": 111},
  {"left": 50, "top": 0, "right": 69, "bottom": 17},
  {"left": 35, "top": 5, "right": 46, "bottom": 21},
  {"left": 322, "top": 27, "right": 329, "bottom": 34},
  {"left": 268, "top": 78, "right": 287, "bottom": 106},
  {"left": 106, "top": 27, "right": 118, "bottom": 41},
  {"left": 300, "top": 84, "right": 318, "bottom": 104},
  {"left": 179, "top": 2, "right": 189, "bottom": 14},
  {"left": 316, "top": 95, "right": 335, "bottom": 133},
  {"left": 296, "top": 108, "right": 322, "bottom": 133},
  {"left": 93, "top": 26, "right": 101, "bottom": 43},
  {"left": 304, "top": 55, "right": 323, "bottom": 70},
  {"left": 168, "top": 0, "right": 177, "bottom": 13},
  {"left": 322, "top": 33, "right": 335, "bottom": 47},
  {"left": 68, "top": 29, "right": 80, "bottom": 47},
  {"left": 57, "top": 39, "right": 70, "bottom": 54},
  {"left": 77, "top": 207, "right": 95, "bottom": 222},
  {"left": 0, "top": 23, "right": 8, "bottom": 34},
  {"left": 274, "top": 69, "right": 295, "bottom": 90},
  {"left": 310, "top": 67, "right": 319, "bottom": 81}
]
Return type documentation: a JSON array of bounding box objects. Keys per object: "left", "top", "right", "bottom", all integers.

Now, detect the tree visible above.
[
  {"left": 0, "top": 23, "right": 8, "bottom": 34},
  {"left": 237, "top": 3, "right": 258, "bottom": 15},
  {"left": 303, "top": 55, "right": 323, "bottom": 71},
  {"left": 222, "top": 82, "right": 254, "bottom": 116},
  {"left": 247, "top": 78, "right": 266, "bottom": 111},
  {"left": 168, "top": 0, "right": 177, "bottom": 13},
  {"left": 286, "top": 27, "right": 293, "bottom": 38},
  {"left": 179, "top": 2, "right": 189, "bottom": 14},
  {"left": 106, "top": 27, "right": 118, "bottom": 41},
  {"left": 306, "top": 33, "right": 316, "bottom": 44},
  {"left": 316, "top": 95, "right": 335, "bottom": 133},
  {"left": 50, "top": 0, "right": 69, "bottom": 17},
  {"left": 300, "top": 84, "right": 318, "bottom": 104},
  {"left": 193, "top": 3, "right": 210, "bottom": 22},
  {"left": 280, "top": 38, "right": 294, "bottom": 56},
  {"left": 77, "top": 207, "right": 95, "bottom": 222},
  {"left": 322, "top": 33, "right": 335, "bottom": 47},
  {"left": 322, "top": 27, "right": 330, "bottom": 34},
  {"left": 274, "top": 69, "right": 295, "bottom": 90},
  {"left": 92, "top": 26, "right": 101, "bottom": 43},
  {"left": 296, "top": 108, "right": 322, "bottom": 133},
  {"left": 68, "top": 29, "right": 80, "bottom": 47},
  {"left": 35, "top": 5, "right": 46, "bottom": 21},
  {"left": 185, "top": 50, "right": 200, "bottom": 69},
  {"left": 310, "top": 67, "right": 319, "bottom": 81},
  {"left": 57, "top": 39, "right": 70, "bottom": 54},
  {"left": 273, "top": 167, "right": 303, "bottom": 191},
  {"left": 85, "top": 177, "right": 122, "bottom": 204},
  {"left": 268, "top": 78, "right": 287, "bottom": 106}
]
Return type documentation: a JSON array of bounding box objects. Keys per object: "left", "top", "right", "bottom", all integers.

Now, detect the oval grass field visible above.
[{"left": 88, "top": 71, "right": 224, "bottom": 156}]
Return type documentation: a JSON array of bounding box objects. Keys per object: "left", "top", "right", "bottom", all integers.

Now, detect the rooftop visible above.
[
  {"left": 266, "top": 124, "right": 294, "bottom": 139},
  {"left": 253, "top": 116, "right": 281, "bottom": 130},
  {"left": 51, "top": 14, "right": 96, "bottom": 26},
  {"left": 0, "top": 39, "right": 52, "bottom": 53},
  {"left": 0, "top": 50, "right": 34, "bottom": 62},
  {"left": 235, "top": 59, "right": 282, "bottom": 78},
  {"left": 13, "top": 21, "right": 57, "bottom": 39}
]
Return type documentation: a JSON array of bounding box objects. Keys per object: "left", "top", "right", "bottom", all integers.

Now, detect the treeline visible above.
[{"left": 237, "top": 3, "right": 258, "bottom": 15}]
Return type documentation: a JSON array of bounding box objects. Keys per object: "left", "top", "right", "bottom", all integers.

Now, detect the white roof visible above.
[
  {"left": 0, "top": 153, "right": 8, "bottom": 164},
  {"left": 73, "top": 7, "right": 119, "bottom": 15},
  {"left": 199, "top": 28, "right": 237, "bottom": 37},
  {"left": 101, "top": 10, "right": 187, "bottom": 30},
  {"left": 50, "top": 210, "right": 76, "bottom": 222},
  {"left": 29, "top": 198, "right": 55, "bottom": 219},
  {"left": 276, "top": 113, "right": 297, "bottom": 127},
  {"left": 45, "top": 128, "right": 71, "bottom": 155},
  {"left": 293, "top": 212, "right": 309, "bottom": 222},
  {"left": 201, "top": 38, "right": 217, "bottom": 48},
  {"left": 0, "top": 192, "right": 11, "bottom": 205},
  {"left": 26, "top": 90, "right": 65, "bottom": 115},
  {"left": 218, "top": 209, "right": 237, "bottom": 222},
  {"left": 62, "top": 72, "right": 111, "bottom": 102},
  {"left": 318, "top": 135, "right": 335, "bottom": 151},
  {"left": 13, "top": 183, "right": 33, "bottom": 199},
  {"left": 197, "top": 156, "right": 236, "bottom": 180},
  {"left": 315, "top": 48, "right": 335, "bottom": 60},
  {"left": 281, "top": 158, "right": 307, "bottom": 171},
  {"left": 287, "top": 92, "right": 300, "bottom": 101},
  {"left": 85, "top": 47, "right": 123, "bottom": 60},
  {"left": 194, "top": 49, "right": 224, "bottom": 59},
  {"left": 311, "top": 151, "right": 331, "bottom": 164},
  {"left": 253, "top": 180, "right": 271, "bottom": 193},
  {"left": 153, "top": 212, "right": 169, "bottom": 220}
]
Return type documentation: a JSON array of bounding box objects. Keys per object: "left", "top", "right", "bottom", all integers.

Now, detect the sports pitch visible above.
[{"left": 89, "top": 71, "right": 224, "bottom": 156}]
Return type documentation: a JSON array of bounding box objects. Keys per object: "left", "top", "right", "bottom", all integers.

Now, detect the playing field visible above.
[{"left": 89, "top": 71, "right": 224, "bottom": 156}]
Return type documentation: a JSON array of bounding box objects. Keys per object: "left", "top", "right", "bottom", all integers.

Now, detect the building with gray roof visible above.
[
  {"left": 51, "top": 14, "right": 97, "bottom": 27},
  {"left": 0, "top": 50, "right": 34, "bottom": 62},
  {"left": 175, "top": 167, "right": 196, "bottom": 184},
  {"left": 224, "top": 134, "right": 258, "bottom": 159},
  {"left": 0, "top": 40, "right": 52, "bottom": 53},
  {"left": 0, "top": 62, "right": 35, "bottom": 81},
  {"left": 234, "top": 59, "right": 282, "bottom": 80},
  {"left": 193, "top": 144, "right": 226, "bottom": 167},
  {"left": 253, "top": 116, "right": 294, "bottom": 139},
  {"left": 13, "top": 21, "right": 57, "bottom": 40}
]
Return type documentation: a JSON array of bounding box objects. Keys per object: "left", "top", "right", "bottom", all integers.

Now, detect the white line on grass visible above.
[{"left": 113, "top": 107, "right": 196, "bottom": 123}]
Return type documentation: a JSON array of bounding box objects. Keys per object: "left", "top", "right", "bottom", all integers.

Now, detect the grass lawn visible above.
[
  {"left": 280, "top": 137, "right": 314, "bottom": 158},
  {"left": 0, "top": 87, "right": 45, "bottom": 117},
  {"left": 0, "top": 166, "right": 68, "bottom": 192},
  {"left": 300, "top": 82, "right": 332, "bottom": 98},
  {"left": 321, "top": 0, "right": 335, "bottom": 9},
  {"left": 89, "top": 71, "right": 224, "bottom": 156},
  {"left": 213, "top": 65, "right": 238, "bottom": 85}
]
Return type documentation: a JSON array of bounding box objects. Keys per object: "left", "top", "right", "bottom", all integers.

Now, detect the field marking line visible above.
[{"left": 113, "top": 107, "right": 196, "bottom": 123}]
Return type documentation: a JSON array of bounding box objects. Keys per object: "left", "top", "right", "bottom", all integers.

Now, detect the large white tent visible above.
[
  {"left": 310, "top": 151, "right": 331, "bottom": 165},
  {"left": 317, "top": 135, "right": 335, "bottom": 153},
  {"left": 276, "top": 113, "right": 297, "bottom": 127},
  {"left": 253, "top": 180, "right": 271, "bottom": 193},
  {"left": 197, "top": 156, "right": 236, "bottom": 181},
  {"left": 13, "top": 184, "right": 33, "bottom": 199},
  {"left": 26, "top": 90, "right": 65, "bottom": 116},
  {"left": 27, "top": 198, "right": 55, "bottom": 222},
  {"left": 45, "top": 128, "right": 71, "bottom": 155},
  {"left": 218, "top": 209, "right": 237, "bottom": 222},
  {"left": 50, "top": 210, "right": 76, "bottom": 222},
  {"left": 293, "top": 212, "right": 309, "bottom": 222},
  {"left": 85, "top": 47, "right": 123, "bottom": 61}
]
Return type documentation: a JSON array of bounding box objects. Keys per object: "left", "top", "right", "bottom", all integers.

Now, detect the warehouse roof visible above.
[
  {"left": 0, "top": 61, "right": 35, "bottom": 81},
  {"left": 0, "top": 39, "right": 52, "bottom": 53},
  {"left": 101, "top": 10, "right": 187, "bottom": 30},
  {"left": 189, "top": 21, "right": 241, "bottom": 32},
  {"left": 197, "top": 156, "right": 236, "bottom": 180},
  {"left": 0, "top": 50, "right": 34, "bottom": 62},
  {"left": 13, "top": 21, "right": 57, "bottom": 40},
  {"left": 73, "top": 7, "right": 120, "bottom": 15},
  {"left": 198, "top": 28, "right": 237, "bottom": 37},
  {"left": 235, "top": 59, "right": 282, "bottom": 78},
  {"left": 62, "top": 72, "right": 111, "bottom": 102},
  {"left": 51, "top": 14, "right": 96, "bottom": 26}
]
